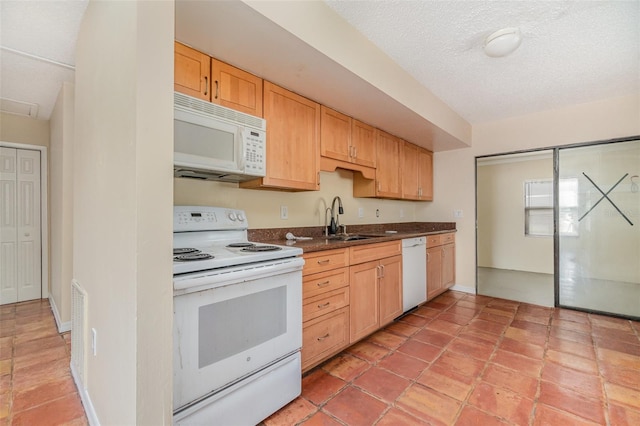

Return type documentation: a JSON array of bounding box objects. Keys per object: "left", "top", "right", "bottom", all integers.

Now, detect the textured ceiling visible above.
[
  {"left": 0, "top": 0, "right": 88, "bottom": 120},
  {"left": 1, "top": 0, "right": 638, "bottom": 128},
  {"left": 325, "top": 0, "right": 640, "bottom": 123}
]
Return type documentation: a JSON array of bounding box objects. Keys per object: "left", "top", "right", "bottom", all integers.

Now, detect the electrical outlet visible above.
[
  {"left": 358, "top": 207, "right": 364, "bottom": 218},
  {"left": 453, "top": 209, "right": 463, "bottom": 218},
  {"left": 280, "top": 206, "right": 288, "bottom": 220},
  {"left": 376, "top": 208, "right": 380, "bottom": 218},
  {"left": 91, "top": 328, "right": 97, "bottom": 356}
]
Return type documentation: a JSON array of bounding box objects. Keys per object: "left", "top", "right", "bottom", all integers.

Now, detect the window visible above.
[
  {"left": 524, "top": 178, "right": 579, "bottom": 237},
  {"left": 525, "top": 180, "right": 553, "bottom": 236}
]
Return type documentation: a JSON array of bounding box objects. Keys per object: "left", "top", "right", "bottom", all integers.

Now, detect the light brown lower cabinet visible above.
[
  {"left": 426, "top": 233, "right": 456, "bottom": 300},
  {"left": 349, "top": 241, "right": 402, "bottom": 343},
  {"left": 301, "top": 240, "right": 406, "bottom": 371},
  {"left": 301, "top": 250, "right": 350, "bottom": 372}
]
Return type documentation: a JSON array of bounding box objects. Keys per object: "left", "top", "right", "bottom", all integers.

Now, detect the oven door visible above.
[{"left": 173, "top": 257, "right": 303, "bottom": 411}]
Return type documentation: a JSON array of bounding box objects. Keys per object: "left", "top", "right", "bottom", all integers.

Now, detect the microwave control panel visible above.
[{"left": 244, "top": 130, "right": 266, "bottom": 177}]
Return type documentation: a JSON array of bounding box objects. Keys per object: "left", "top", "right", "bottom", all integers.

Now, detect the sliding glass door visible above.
[
  {"left": 476, "top": 151, "right": 555, "bottom": 307},
  {"left": 557, "top": 139, "right": 640, "bottom": 318}
]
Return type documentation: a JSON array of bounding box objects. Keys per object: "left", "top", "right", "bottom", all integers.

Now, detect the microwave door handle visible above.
[{"left": 237, "top": 128, "right": 246, "bottom": 169}]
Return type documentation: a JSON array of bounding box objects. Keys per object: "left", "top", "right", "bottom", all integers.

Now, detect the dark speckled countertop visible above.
[{"left": 248, "top": 222, "right": 456, "bottom": 253}]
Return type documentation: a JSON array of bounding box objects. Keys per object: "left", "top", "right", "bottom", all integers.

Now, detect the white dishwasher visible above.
[{"left": 402, "top": 237, "right": 427, "bottom": 312}]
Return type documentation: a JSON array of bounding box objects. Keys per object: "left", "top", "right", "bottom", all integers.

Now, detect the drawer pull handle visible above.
[
  {"left": 317, "top": 333, "right": 330, "bottom": 341},
  {"left": 318, "top": 302, "right": 331, "bottom": 309},
  {"left": 317, "top": 259, "right": 330, "bottom": 265},
  {"left": 317, "top": 280, "right": 331, "bottom": 287}
]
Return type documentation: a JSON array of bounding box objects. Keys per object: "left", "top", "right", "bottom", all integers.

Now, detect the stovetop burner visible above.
[
  {"left": 241, "top": 245, "right": 282, "bottom": 252},
  {"left": 227, "top": 242, "right": 255, "bottom": 248},
  {"left": 174, "top": 252, "right": 215, "bottom": 262},
  {"left": 174, "top": 247, "right": 200, "bottom": 256}
]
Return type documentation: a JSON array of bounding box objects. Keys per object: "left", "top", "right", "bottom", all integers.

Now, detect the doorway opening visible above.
[{"left": 476, "top": 150, "right": 554, "bottom": 307}]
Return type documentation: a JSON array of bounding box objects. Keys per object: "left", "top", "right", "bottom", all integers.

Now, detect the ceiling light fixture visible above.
[{"left": 484, "top": 27, "right": 522, "bottom": 58}]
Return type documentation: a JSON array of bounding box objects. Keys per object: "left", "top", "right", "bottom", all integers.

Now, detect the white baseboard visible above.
[
  {"left": 71, "top": 363, "right": 100, "bottom": 426},
  {"left": 450, "top": 284, "right": 476, "bottom": 294},
  {"left": 49, "top": 295, "right": 71, "bottom": 333}
]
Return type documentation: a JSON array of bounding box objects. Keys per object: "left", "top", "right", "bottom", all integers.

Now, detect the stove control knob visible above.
[
  {"left": 227, "top": 212, "right": 237, "bottom": 221},
  {"left": 236, "top": 213, "right": 245, "bottom": 222}
]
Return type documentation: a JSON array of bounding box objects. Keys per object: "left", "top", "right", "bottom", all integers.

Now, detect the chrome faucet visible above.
[
  {"left": 328, "top": 196, "right": 344, "bottom": 235},
  {"left": 324, "top": 207, "right": 333, "bottom": 237}
]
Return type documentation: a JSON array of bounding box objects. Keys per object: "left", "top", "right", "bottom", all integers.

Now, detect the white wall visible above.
[
  {"left": 175, "top": 170, "right": 423, "bottom": 228},
  {"left": 477, "top": 156, "right": 554, "bottom": 274},
  {"left": 420, "top": 94, "right": 640, "bottom": 291},
  {"left": 49, "top": 82, "right": 75, "bottom": 329},
  {"left": 0, "top": 112, "right": 49, "bottom": 147},
  {"left": 73, "top": 1, "right": 173, "bottom": 424}
]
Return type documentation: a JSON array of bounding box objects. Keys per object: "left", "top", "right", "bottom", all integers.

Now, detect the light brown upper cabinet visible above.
[
  {"left": 353, "top": 130, "right": 402, "bottom": 199},
  {"left": 320, "top": 107, "right": 376, "bottom": 169},
  {"left": 241, "top": 81, "right": 320, "bottom": 191},
  {"left": 174, "top": 41, "right": 210, "bottom": 101},
  {"left": 402, "top": 142, "right": 434, "bottom": 201},
  {"left": 211, "top": 59, "right": 263, "bottom": 117},
  {"left": 417, "top": 148, "right": 433, "bottom": 201}
]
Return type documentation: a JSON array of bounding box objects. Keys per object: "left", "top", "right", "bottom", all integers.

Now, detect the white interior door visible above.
[{"left": 0, "top": 147, "right": 41, "bottom": 305}]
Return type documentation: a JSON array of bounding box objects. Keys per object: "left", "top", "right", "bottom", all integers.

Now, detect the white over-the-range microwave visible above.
[{"left": 174, "top": 92, "right": 266, "bottom": 182}]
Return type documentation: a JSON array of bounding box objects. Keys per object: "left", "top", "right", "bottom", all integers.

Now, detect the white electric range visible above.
[{"left": 172, "top": 206, "right": 304, "bottom": 425}]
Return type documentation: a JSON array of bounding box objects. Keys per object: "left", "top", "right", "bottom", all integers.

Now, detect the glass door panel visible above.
[
  {"left": 476, "top": 151, "right": 555, "bottom": 306},
  {"left": 558, "top": 140, "right": 640, "bottom": 318}
]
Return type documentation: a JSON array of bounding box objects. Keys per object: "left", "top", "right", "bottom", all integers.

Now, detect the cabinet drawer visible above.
[
  {"left": 303, "top": 268, "right": 348, "bottom": 299},
  {"left": 442, "top": 233, "right": 455, "bottom": 244},
  {"left": 302, "top": 307, "right": 349, "bottom": 371},
  {"left": 426, "top": 234, "right": 442, "bottom": 248},
  {"left": 349, "top": 240, "right": 401, "bottom": 265},
  {"left": 303, "top": 287, "right": 349, "bottom": 322},
  {"left": 303, "top": 249, "right": 349, "bottom": 276}
]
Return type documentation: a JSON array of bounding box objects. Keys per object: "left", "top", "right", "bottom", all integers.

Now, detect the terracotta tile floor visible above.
[
  {"left": 0, "top": 299, "right": 87, "bottom": 426},
  {"left": 2, "top": 294, "right": 639, "bottom": 425},
  {"left": 265, "top": 291, "right": 640, "bottom": 426}
]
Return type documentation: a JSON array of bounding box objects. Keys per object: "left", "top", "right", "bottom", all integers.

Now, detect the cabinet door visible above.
[
  {"left": 441, "top": 243, "right": 455, "bottom": 289},
  {"left": 211, "top": 59, "right": 263, "bottom": 117},
  {"left": 427, "top": 246, "right": 443, "bottom": 300},
  {"left": 418, "top": 148, "right": 433, "bottom": 201},
  {"left": 242, "top": 81, "right": 320, "bottom": 191},
  {"left": 401, "top": 141, "right": 419, "bottom": 200},
  {"left": 349, "top": 260, "right": 379, "bottom": 343},
  {"left": 351, "top": 120, "right": 376, "bottom": 168},
  {"left": 320, "top": 106, "right": 351, "bottom": 162},
  {"left": 379, "top": 255, "right": 403, "bottom": 327},
  {"left": 174, "top": 41, "right": 210, "bottom": 100},
  {"left": 375, "top": 130, "right": 402, "bottom": 199}
]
